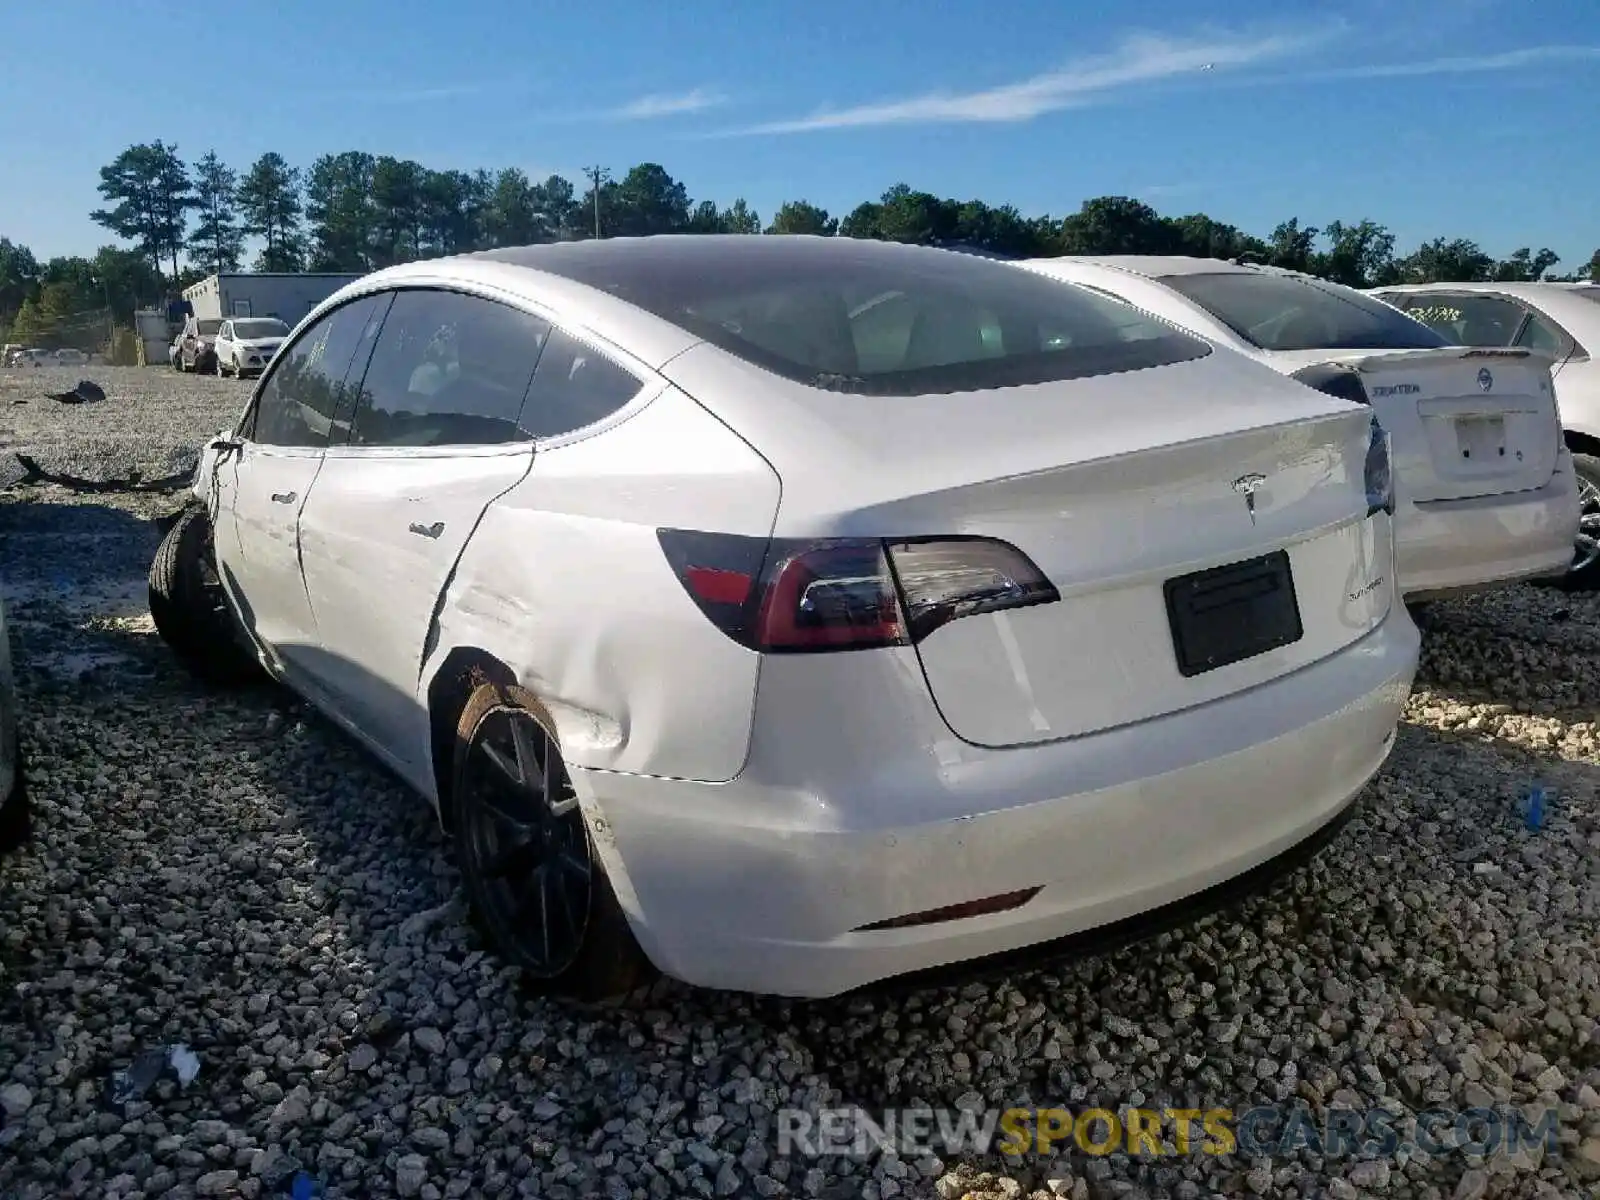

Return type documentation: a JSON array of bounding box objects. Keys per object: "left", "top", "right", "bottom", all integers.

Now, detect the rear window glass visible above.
[
  {"left": 504, "top": 239, "right": 1210, "bottom": 395},
  {"left": 1393, "top": 295, "right": 1527, "bottom": 347},
  {"left": 234, "top": 318, "right": 290, "bottom": 339},
  {"left": 1161, "top": 272, "right": 1450, "bottom": 353}
]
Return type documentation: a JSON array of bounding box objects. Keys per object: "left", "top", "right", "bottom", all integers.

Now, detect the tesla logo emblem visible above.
[
  {"left": 1477, "top": 367, "right": 1494, "bottom": 392},
  {"left": 1232, "top": 473, "right": 1267, "bottom": 524}
]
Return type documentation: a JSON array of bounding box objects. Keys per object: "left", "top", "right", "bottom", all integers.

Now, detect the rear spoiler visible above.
[{"left": 1340, "top": 346, "right": 1561, "bottom": 371}]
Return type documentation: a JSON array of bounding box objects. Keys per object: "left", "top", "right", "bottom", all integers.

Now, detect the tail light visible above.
[
  {"left": 657, "top": 529, "right": 1060, "bottom": 653},
  {"left": 1289, "top": 361, "right": 1369, "bottom": 408},
  {"left": 1365, "top": 418, "right": 1394, "bottom": 518},
  {"left": 1287, "top": 364, "right": 1394, "bottom": 519}
]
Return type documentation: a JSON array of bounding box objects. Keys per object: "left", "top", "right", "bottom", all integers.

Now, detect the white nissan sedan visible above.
[
  {"left": 149, "top": 236, "right": 1419, "bottom": 1001},
  {"left": 1365, "top": 281, "right": 1600, "bottom": 589},
  {"left": 1020, "top": 257, "right": 1582, "bottom": 600}
]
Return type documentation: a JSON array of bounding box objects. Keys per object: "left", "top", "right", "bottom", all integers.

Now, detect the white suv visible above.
[{"left": 214, "top": 317, "right": 291, "bottom": 379}]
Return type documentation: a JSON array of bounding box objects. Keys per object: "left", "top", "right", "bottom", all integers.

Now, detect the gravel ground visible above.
[{"left": 1, "top": 366, "right": 1598, "bottom": 1200}]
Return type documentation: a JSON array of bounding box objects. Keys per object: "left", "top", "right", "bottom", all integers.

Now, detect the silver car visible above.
[{"left": 0, "top": 592, "right": 27, "bottom": 852}]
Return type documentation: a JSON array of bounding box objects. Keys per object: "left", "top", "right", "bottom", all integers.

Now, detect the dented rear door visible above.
[{"left": 297, "top": 444, "right": 534, "bottom": 769}]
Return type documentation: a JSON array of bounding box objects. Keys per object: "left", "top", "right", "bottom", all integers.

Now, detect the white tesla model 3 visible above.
[{"left": 150, "top": 235, "right": 1419, "bottom": 1001}]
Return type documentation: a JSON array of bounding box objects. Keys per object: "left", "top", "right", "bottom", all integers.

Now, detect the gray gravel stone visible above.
[
  {"left": 3, "top": 371, "right": 1599, "bottom": 1200},
  {"left": 396, "top": 1152, "right": 428, "bottom": 1197},
  {"left": 0, "top": 1083, "right": 32, "bottom": 1118}
]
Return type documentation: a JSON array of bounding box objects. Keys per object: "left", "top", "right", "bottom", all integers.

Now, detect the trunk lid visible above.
[
  {"left": 899, "top": 408, "right": 1391, "bottom": 747},
  {"left": 663, "top": 343, "right": 1395, "bottom": 750},
  {"left": 1270, "top": 346, "right": 1561, "bottom": 504}
]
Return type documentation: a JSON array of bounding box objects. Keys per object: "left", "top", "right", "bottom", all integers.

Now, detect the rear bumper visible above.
[
  {"left": 1396, "top": 464, "right": 1580, "bottom": 598},
  {"left": 575, "top": 610, "right": 1419, "bottom": 998}
]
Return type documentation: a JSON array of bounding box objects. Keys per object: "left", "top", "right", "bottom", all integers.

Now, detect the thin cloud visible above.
[
  {"left": 612, "top": 87, "right": 727, "bottom": 119},
  {"left": 1299, "top": 43, "right": 1600, "bottom": 80},
  {"left": 304, "top": 80, "right": 523, "bottom": 105},
  {"left": 716, "top": 25, "right": 1339, "bottom": 135},
  {"left": 1155, "top": 43, "right": 1600, "bottom": 94}
]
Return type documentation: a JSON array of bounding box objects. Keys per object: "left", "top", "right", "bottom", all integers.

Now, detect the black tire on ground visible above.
[
  {"left": 1556, "top": 452, "right": 1600, "bottom": 593},
  {"left": 0, "top": 746, "right": 30, "bottom": 854},
  {"left": 451, "top": 682, "right": 662, "bottom": 1005},
  {"left": 148, "top": 505, "right": 261, "bottom": 686}
]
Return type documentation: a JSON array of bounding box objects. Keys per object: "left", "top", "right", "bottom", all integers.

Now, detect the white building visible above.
[{"left": 182, "top": 273, "right": 367, "bottom": 326}]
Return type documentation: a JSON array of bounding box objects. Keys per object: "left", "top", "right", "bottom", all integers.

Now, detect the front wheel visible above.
[
  {"left": 1557, "top": 453, "right": 1600, "bottom": 592},
  {"left": 452, "top": 683, "right": 658, "bottom": 1003},
  {"left": 148, "top": 506, "right": 261, "bottom": 685}
]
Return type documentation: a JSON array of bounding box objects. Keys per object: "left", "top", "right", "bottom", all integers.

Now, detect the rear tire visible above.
[
  {"left": 1557, "top": 453, "right": 1600, "bottom": 593},
  {"left": 451, "top": 682, "right": 660, "bottom": 1004},
  {"left": 0, "top": 746, "right": 29, "bottom": 854},
  {"left": 148, "top": 505, "right": 261, "bottom": 686}
]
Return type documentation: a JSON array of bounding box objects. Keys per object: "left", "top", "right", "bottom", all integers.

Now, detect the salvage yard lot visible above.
[{"left": 1, "top": 367, "right": 1599, "bottom": 1200}]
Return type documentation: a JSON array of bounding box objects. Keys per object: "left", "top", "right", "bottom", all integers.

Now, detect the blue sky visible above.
[{"left": 3, "top": 0, "right": 1598, "bottom": 267}]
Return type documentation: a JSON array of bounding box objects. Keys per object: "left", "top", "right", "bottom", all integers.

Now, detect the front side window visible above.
[
  {"left": 1391, "top": 293, "right": 1527, "bottom": 348},
  {"left": 348, "top": 289, "right": 552, "bottom": 448},
  {"left": 512, "top": 238, "right": 1208, "bottom": 396},
  {"left": 250, "top": 293, "right": 392, "bottom": 448},
  {"left": 1160, "top": 272, "right": 1451, "bottom": 352}
]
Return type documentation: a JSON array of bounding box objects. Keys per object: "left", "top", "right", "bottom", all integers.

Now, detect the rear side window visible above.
[
  {"left": 251, "top": 293, "right": 391, "bottom": 448},
  {"left": 516, "top": 239, "right": 1209, "bottom": 395},
  {"left": 1516, "top": 314, "right": 1566, "bottom": 356},
  {"left": 1160, "top": 272, "right": 1450, "bottom": 353},
  {"left": 519, "top": 328, "right": 643, "bottom": 438},
  {"left": 348, "top": 289, "right": 552, "bottom": 448}
]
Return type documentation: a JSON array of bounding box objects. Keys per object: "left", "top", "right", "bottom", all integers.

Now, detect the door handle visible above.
[
  {"left": 409, "top": 521, "right": 445, "bottom": 539},
  {"left": 271, "top": 491, "right": 297, "bottom": 504}
]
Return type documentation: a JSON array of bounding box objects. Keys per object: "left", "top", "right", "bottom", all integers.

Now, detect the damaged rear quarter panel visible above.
[{"left": 421, "top": 385, "right": 782, "bottom": 782}]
